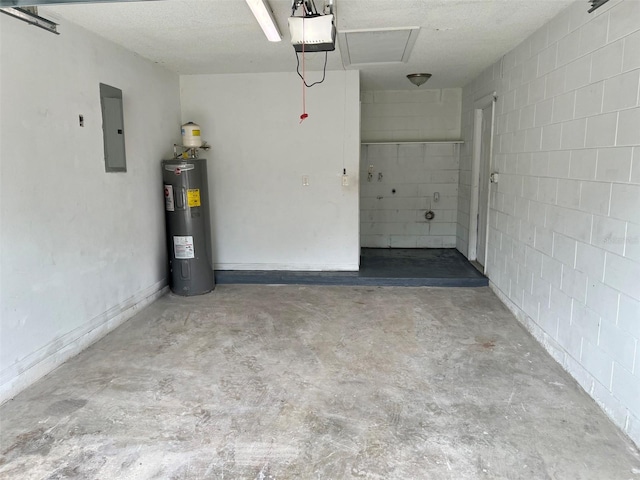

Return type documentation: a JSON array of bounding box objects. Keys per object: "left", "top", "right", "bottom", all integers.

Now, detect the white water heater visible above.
[{"left": 181, "top": 122, "right": 202, "bottom": 148}]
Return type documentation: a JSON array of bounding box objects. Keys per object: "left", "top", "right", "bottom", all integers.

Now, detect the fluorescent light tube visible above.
[
  {"left": 245, "top": 0, "right": 282, "bottom": 42},
  {"left": 0, "top": 7, "right": 59, "bottom": 35}
]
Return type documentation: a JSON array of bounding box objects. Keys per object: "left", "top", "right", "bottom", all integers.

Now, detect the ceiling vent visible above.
[{"left": 337, "top": 27, "right": 420, "bottom": 66}]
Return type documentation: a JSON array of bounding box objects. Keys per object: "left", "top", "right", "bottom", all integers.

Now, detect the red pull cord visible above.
[{"left": 300, "top": 17, "right": 308, "bottom": 123}]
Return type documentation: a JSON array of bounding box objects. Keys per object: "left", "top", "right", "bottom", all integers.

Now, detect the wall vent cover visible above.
[{"left": 338, "top": 27, "right": 420, "bottom": 66}]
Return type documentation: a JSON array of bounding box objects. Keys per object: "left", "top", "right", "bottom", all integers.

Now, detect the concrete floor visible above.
[{"left": 1, "top": 285, "right": 639, "bottom": 479}]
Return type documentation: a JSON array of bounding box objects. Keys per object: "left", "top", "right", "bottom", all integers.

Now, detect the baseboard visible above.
[
  {"left": 214, "top": 263, "right": 360, "bottom": 272},
  {"left": 0, "top": 279, "right": 168, "bottom": 406}
]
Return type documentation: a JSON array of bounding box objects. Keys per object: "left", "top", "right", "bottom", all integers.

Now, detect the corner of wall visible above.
[{"left": 0, "top": 284, "right": 168, "bottom": 405}]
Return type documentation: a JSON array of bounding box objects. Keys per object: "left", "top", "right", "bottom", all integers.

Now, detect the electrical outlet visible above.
[{"left": 302, "top": 175, "right": 310, "bottom": 186}]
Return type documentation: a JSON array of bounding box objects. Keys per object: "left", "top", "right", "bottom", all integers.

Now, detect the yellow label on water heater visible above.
[
  {"left": 187, "top": 189, "right": 201, "bottom": 207},
  {"left": 192, "top": 129, "right": 201, "bottom": 136}
]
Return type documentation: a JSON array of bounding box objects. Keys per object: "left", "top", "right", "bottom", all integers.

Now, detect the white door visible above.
[{"left": 476, "top": 105, "right": 492, "bottom": 267}]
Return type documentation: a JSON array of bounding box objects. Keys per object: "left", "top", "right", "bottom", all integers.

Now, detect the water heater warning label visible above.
[
  {"left": 173, "top": 236, "right": 195, "bottom": 259},
  {"left": 164, "top": 185, "right": 175, "bottom": 211},
  {"left": 187, "top": 189, "right": 201, "bottom": 207}
]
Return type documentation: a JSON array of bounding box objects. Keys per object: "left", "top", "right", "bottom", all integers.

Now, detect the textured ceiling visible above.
[{"left": 40, "top": 0, "right": 577, "bottom": 90}]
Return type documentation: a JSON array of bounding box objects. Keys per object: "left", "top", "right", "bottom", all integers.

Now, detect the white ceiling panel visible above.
[
  {"left": 38, "top": 0, "right": 578, "bottom": 90},
  {"left": 339, "top": 27, "right": 420, "bottom": 65}
]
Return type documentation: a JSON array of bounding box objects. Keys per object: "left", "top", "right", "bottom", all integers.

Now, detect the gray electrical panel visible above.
[
  {"left": 162, "top": 158, "right": 214, "bottom": 296},
  {"left": 100, "top": 83, "right": 126, "bottom": 172}
]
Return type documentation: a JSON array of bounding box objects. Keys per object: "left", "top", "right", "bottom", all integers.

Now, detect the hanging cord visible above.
[
  {"left": 293, "top": 0, "right": 328, "bottom": 89},
  {"left": 294, "top": 0, "right": 328, "bottom": 121},
  {"left": 300, "top": 18, "right": 308, "bottom": 122},
  {"left": 296, "top": 51, "right": 328, "bottom": 88}
]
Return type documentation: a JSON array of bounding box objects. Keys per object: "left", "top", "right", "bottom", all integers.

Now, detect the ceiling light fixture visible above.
[
  {"left": 245, "top": 0, "right": 282, "bottom": 42},
  {"left": 407, "top": 73, "right": 432, "bottom": 87}
]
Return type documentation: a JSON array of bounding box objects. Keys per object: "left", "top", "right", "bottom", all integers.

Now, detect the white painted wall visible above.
[
  {"left": 360, "top": 143, "right": 459, "bottom": 248},
  {"left": 361, "top": 89, "right": 462, "bottom": 143},
  {"left": 180, "top": 71, "right": 360, "bottom": 271},
  {"left": 457, "top": 0, "right": 640, "bottom": 447},
  {"left": 0, "top": 14, "right": 181, "bottom": 403}
]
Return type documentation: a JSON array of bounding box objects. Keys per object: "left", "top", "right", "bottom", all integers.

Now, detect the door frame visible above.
[{"left": 467, "top": 91, "right": 496, "bottom": 273}]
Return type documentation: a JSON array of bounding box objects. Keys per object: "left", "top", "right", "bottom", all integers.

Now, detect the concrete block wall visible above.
[
  {"left": 360, "top": 143, "right": 459, "bottom": 248},
  {"left": 361, "top": 89, "right": 462, "bottom": 143},
  {"left": 457, "top": 0, "right": 640, "bottom": 446}
]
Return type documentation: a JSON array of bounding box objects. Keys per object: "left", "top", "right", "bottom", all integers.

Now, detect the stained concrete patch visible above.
[
  {"left": 1, "top": 285, "right": 639, "bottom": 479},
  {"left": 46, "top": 398, "right": 88, "bottom": 416},
  {"left": 3, "top": 428, "right": 55, "bottom": 457}
]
